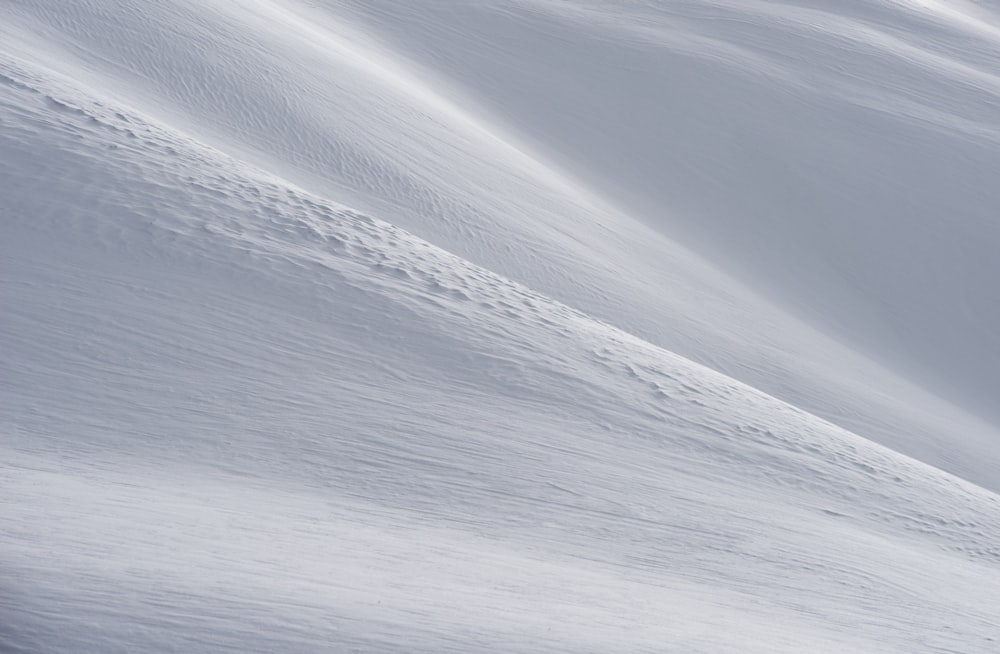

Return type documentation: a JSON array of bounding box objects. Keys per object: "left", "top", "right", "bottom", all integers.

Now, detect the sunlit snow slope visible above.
[{"left": 3, "top": 1, "right": 1000, "bottom": 652}]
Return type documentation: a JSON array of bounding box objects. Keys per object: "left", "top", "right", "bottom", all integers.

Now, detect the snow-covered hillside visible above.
[{"left": 2, "top": 1, "right": 999, "bottom": 652}]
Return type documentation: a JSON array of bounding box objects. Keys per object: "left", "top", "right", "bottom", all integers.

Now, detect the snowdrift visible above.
[{"left": 3, "top": 1, "right": 1000, "bottom": 652}]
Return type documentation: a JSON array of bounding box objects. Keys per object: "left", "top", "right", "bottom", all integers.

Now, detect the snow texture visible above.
[{"left": 2, "top": 1, "right": 1000, "bottom": 652}]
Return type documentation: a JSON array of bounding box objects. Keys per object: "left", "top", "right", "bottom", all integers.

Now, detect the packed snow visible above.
[{"left": 2, "top": 1, "right": 1000, "bottom": 652}]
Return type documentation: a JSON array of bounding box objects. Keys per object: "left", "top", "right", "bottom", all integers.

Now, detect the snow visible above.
[{"left": 2, "top": 1, "right": 1000, "bottom": 652}]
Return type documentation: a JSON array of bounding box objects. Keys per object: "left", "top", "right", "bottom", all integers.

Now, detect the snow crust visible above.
[{"left": 3, "top": 1, "right": 1000, "bottom": 652}]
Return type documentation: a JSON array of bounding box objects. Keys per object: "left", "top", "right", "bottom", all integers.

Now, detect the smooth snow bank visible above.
[
  {"left": 3, "top": 0, "right": 999, "bottom": 492},
  {"left": 2, "top": 49, "right": 1000, "bottom": 654},
  {"left": 3, "top": 1, "right": 1000, "bottom": 652},
  {"left": 343, "top": 0, "right": 1000, "bottom": 414}
]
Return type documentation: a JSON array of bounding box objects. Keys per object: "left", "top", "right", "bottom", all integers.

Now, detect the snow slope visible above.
[
  {"left": 339, "top": 0, "right": 1000, "bottom": 416},
  {"left": 4, "top": 0, "right": 999, "bottom": 489},
  {"left": 2, "top": 1, "right": 1000, "bottom": 652}
]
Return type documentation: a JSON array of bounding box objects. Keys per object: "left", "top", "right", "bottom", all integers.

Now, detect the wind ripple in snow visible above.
[{"left": 3, "top": 4, "right": 1000, "bottom": 653}]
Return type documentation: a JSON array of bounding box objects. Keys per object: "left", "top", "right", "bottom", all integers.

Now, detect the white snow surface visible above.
[{"left": 2, "top": 1, "right": 1000, "bottom": 652}]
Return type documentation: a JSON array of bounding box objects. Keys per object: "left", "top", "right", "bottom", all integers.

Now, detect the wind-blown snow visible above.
[{"left": 2, "top": 1, "right": 999, "bottom": 652}]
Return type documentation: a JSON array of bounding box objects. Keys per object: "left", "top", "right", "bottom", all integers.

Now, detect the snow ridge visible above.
[{"left": 3, "top": 2, "right": 1000, "bottom": 652}]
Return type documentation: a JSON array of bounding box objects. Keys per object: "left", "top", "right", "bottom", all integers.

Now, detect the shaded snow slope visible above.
[
  {"left": 340, "top": 0, "right": 1000, "bottom": 419},
  {"left": 3, "top": 0, "right": 999, "bottom": 492},
  {"left": 3, "top": 1, "right": 1000, "bottom": 652},
  {"left": 3, "top": 55, "right": 1000, "bottom": 654}
]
